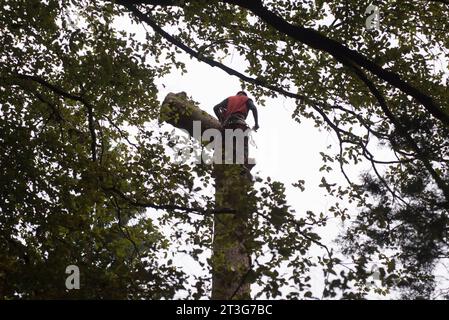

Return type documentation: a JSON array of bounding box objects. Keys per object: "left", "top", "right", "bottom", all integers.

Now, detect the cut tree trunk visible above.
[{"left": 160, "top": 92, "right": 253, "bottom": 299}]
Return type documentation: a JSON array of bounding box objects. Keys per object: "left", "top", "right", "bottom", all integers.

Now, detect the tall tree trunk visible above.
[{"left": 160, "top": 92, "right": 253, "bottom": 299}]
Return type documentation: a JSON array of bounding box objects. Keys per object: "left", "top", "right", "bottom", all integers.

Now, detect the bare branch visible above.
[
  {"left": 13, "top": 73, "right": 98, "bottom": 162},
  {"left": 103, "top": 186, "right": 237, "bottom": 215},
  {"left": 346, "top": 63, "right": 449, "bottom": 204},
  {"left": 118, "top": 0, "right": 449, "bottom": 127}
]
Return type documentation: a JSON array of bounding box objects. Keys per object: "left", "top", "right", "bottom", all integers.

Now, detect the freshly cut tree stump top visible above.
[{"left": 160, "top": 92, "right": 221, "bottom": 138}]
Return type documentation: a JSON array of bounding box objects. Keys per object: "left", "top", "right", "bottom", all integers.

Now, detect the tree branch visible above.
[
  {"left": 225, "top": 0, "right": 449, "bottom": 127},
  {"left": 13, "top": 73, "right": 98, "bottom": 162},
  {"left": 103, "top": 186, "right": 237, "bottom": 215},
  {"left": 117, "top": 1, "right": 306, "bottom": 102},
  {"left": 346, "top": 63, "right": 449, "bottom": 204},
  {"left": 117, "top": 0, "right": 449, "bottom": 127}
]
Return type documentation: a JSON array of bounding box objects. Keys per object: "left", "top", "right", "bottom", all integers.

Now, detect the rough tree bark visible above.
[{"left": 160, "top": 92, "right": 253, "bottom": 299}]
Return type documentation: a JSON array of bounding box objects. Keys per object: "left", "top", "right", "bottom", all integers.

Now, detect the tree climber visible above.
[{"left": 213, "top": 91, "right": 259, "bottom": 166}]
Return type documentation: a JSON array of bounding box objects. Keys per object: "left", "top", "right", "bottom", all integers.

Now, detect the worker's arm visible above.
[
  {"left": 213, "top": 98, "right": 228, "bottom": 122},
  {"left": 247, "top": 99, "right": 259, "bottom": 131}
]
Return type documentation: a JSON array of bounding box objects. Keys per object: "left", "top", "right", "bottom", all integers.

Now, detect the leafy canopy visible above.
[{"left": 1, "top": 0, "right": 449, "bottom": 299}]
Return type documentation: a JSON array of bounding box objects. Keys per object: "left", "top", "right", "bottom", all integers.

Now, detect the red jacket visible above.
[{"left": 223, "top": 95, "right": 249, "bottom": 119}]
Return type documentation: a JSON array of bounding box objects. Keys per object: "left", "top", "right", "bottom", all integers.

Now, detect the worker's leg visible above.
[
  {"left": 220, "top": 127, "right": 227, "bottom": 164},
  {"left": 223, "top": 123, "right": 249, "bottom": 165}
]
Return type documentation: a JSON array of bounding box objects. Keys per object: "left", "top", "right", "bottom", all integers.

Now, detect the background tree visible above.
[{"left": 1, "top": 0, "right": 448, "bottom": 299}]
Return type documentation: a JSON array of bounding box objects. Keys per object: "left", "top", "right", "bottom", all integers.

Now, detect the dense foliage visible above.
[{"left": 1, "top": 0, "right": 448, "bottom": 299}]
